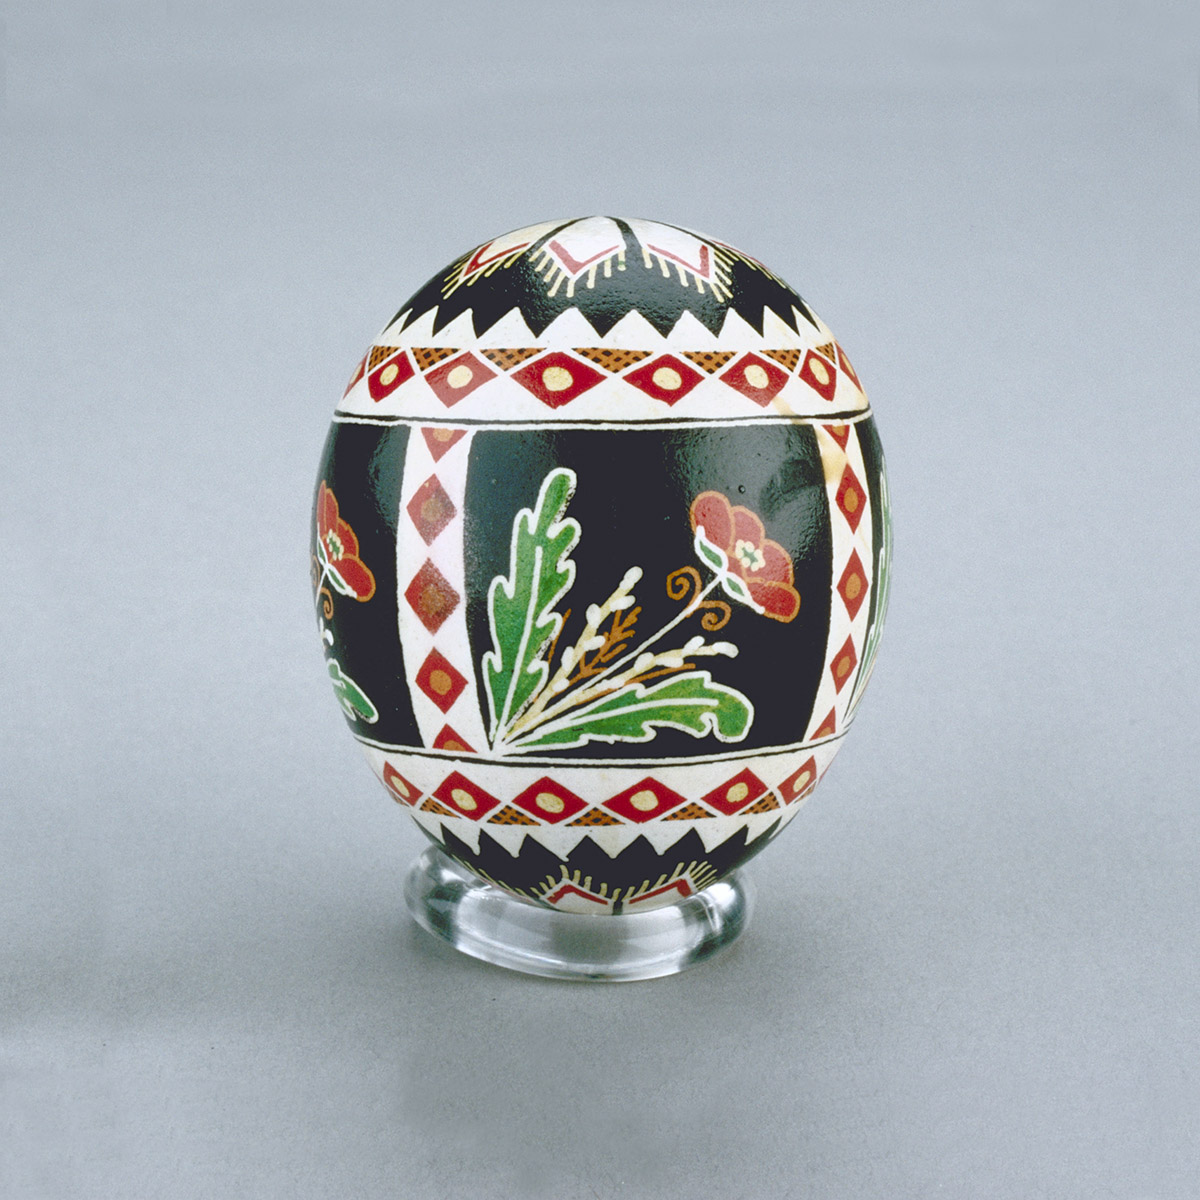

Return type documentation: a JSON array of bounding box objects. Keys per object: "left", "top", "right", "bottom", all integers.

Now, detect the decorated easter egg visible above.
[{"left": 313, "top": 217, "right": 890, "bottom": 917}]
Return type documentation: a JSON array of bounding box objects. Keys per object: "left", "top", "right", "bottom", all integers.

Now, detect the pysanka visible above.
[{"left": 313, "top": 217, "right": 890, "bottom": 972}]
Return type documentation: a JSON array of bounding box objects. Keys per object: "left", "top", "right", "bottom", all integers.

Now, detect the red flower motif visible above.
[
  {"left": 689, "top": 491, "right": 800, "bottom": 623},
  {"left": 316, "top": 481, "right": 376, "bottom": 601}
]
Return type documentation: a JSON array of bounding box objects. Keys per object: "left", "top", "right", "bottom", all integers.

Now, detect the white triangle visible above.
[
  {"left": 378, "top": 308, "right": 411, "bottom": 341},
  {"left": 742, "top": 809, "right": 786, "bottom": 847},
  {"left": 479, "top": 822, "right": 533, "bottom": 858},
  {"left": 761, "top": 306, "right": 806, "bottom": 349},
  {"left": 471, "top": 306, "right": 539, "bottom": 348},
  {"left": 716, "top": 307, "right": 766, "bottom": 349},
  {"left": 665, "top": 309, "right": 723, "bottom": 350},
  {"left": 573, "top": 822, "right": 645, "bottom": 858},
  {"left": 797, "top": 305, "right": 833, "bottom": 340},
  {"left": 536, "top": 306, "right": 607, "bottom": 346},
  {"left": 598, "top": 308, "right": 667, "bottom": 347},
  {"left": 695, "top": 819, "right": 738, "bottom": 853},
  {"left": 420, "top": 308, "right": 476, "bottom": 347},
  {"left": 419, "top": 810, "right": 482, "bottom": 854},
  {"left": 511, "top": 821, "right": 617, "bottom": 859},
  {"left": 388, "top": 307, "right": 437, "bottom": 345},
  {"left": 639, "top": 820, "right": 707, "bottom": 856}
]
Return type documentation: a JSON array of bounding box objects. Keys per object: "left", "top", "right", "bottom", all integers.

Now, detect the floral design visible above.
[
  {"left": 316, "top": 481, "right": 376, "bottom": 602},
  {"left": 313, "top": 481, "right": 379, "bottom": 727},
  {"left": 327, "top": 657, "right": 379, "bottom": 724},
  {"left": 689, "top": 492, "right": 800, "bottom": 623},
  {"left": 482, "top": 469, "right": 812, "bottom": 755}
]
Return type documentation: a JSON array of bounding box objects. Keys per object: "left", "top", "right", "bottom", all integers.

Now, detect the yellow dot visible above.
[
  {"left": 652, "top": 366, "right": 682, "bottom": 391},
  {"left": 389, "top": 776, "right": 410, "bottom": 798},
  {"left": 451, "top": 788, "right": 477, "bottom": 811},
  {"left": 845, "top": 573, "right": 862, "bottom": 600},
  {"left": 433, "top": 427, "right": 454, "bottom": 441},
  {"left": 844, "top": 489, "right": 859, "bottom": 513},
  {"left": 837, "top": 656, "right": 852, "bottom": 678},
  {"left": 744, "top": 364, "right": 769, "bottom": 389},
  {"left": 380, "top": 363, "right": 399, "bottom": 386},
  {"left": 726, "top": 782, "right": 750, "bottom": 804},
  {"left": 809, "top": 357, "right": 829, "bottom": 385},
  {"left": 542, "top": 365, "right": 573, "bottom": 392},
  {"left": 794, "top": 770, "right": 812, "bottom": 791},
  {"left": 430, "top": 669, "right": 452, "bottom": 695},
  {"left": 630, "top": 789, "right": 658, "bottom": 812},
  {"left": 421, "top": 498, "right": 443, "bottom": 523},
  {"left": 536, "top": 792, "right": 565, "bottom": 814},
  {"left": 447, "top": 364, "right": 474, "bottom": 389},
  {"left": 443, "top": 740, "right": 466, "bottom": 752}
]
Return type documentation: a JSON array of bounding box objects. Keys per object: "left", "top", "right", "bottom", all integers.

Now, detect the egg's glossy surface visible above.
[{"left": 313, "top": 217, "right": 890, "bottom": 913}]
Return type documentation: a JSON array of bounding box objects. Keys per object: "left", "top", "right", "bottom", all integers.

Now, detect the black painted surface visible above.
[
  {"left": 463, "top": 425, "right": 833, "bottom": 757},
  {"left": 312, "top": 422, "right": 419, "bottom": 744},
  {"left": 433, "top": 820, "right": 783, "bottom": 909}
]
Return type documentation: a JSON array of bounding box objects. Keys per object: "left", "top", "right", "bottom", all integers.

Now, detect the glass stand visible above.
[{"left": 404, "top": 846, "right": 754, "bottom": 982}]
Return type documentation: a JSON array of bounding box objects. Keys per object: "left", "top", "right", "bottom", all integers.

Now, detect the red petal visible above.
[
  {"left": 335, "top": 516, "right": 360, "bottom": 559},
  {"left": 730, "top": 505, "right": 766, "bottom": 548},
  {"left": 690, "top": 491, "right": 734, "bottom": 551},
  {"left": 757, "top": 538, "right": 795, "bottom": 585},
  {"left": 334, "top": 556, "right": 376, "bottom": 601},
  {"left": 318, "top": 483, "right": 338, "bottom": 540},
  {"left": 748, "top": 579, "right": 800, "bottom": 623}
]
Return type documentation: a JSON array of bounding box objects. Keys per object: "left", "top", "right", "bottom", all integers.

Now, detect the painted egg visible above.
[{"left": 313, "top": 217, "right": 891, "bottom": 915}]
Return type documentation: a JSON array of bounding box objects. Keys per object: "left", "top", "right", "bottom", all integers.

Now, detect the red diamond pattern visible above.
[
  {"left": 701, "top": 768, "right": 768, "bottom": 815},
  {"left": 396, "top": 758, "right": 838, "bottom": 828},
  {"left": 813, "top": 707, "right": 837, "bottom": 739},
  {"left": 406, "top": 474, "right": 456, "bottom": 545},
  {"left": 830, "top": 635, "right": 858, "bottom": 693},
  {"left": 511, "top": 351, "right": 605, "bottom": 408},
  {"left": 382, "top": 762, "right": 420, "bottom": 806},
  {"left": 404, "top": 560, "right": 460, "bottom": 633},
  {"left": 603, "top": 777, "right": 687, "bottom": 823},
  {"left": 367, "top": 349, "right": 415, "bottom": 401},
  {"left": 719, "top": 353, "right": 790, "bottom": 406},
  {"left": 825, "top": 422, "right": 851, "bottom": 449},
  {"left": 423, "top": 351, "right": 496, "bottom": 407},
  {"left": 621, "top": 354, "right": 704, "bottom": 406},
  {"left": 835, "top": 464, "right": 866, "bottom": 533},
  {"left": 511, "top": 777, "right": 588, "bottom": 824},
  {"left": 798, "top": 349, "right": 837, "bottom": 401},
  {"left": 432, "top": 771, "right": 499, "bottom": 820},
  {"left": 420, "top": 427, "right": 467, "bottom": 461},
  {"left": 835, "top": 342, "right": 862, "bottom": 392},
  {"left": 778, "top": 756, "right": 818, "bottom": 804},
  {"left": 414, "top": 649, "right": 467, "bottom": 714},
  {"left": 432, "top": 724, "right": 475, "bottom": 753},
  {"left": 837, "top": 549, "right": 869, "bottom": 620}
]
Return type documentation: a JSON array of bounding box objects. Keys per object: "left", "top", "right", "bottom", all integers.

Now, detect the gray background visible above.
[{"left": 4, "top": 2, "right": 1198, "bottom": 1196}]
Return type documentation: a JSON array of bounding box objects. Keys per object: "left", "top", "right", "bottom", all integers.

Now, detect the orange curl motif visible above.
[{"left": 665, "top": 565, "right": 732, "bottom": 631}]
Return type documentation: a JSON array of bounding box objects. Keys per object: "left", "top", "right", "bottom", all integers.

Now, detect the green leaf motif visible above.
[
  {"left": 512, "top": 670, "right": 753, "bottom": 751},
  {"left": 484, "top": 468, "right": 581, "bottom": 744},
  {"left": 327, "top": 658, "right": 379, "bottom": 724},
  {"left": 694, "top": 530, "right": 727, "bottom": 572},
  {"left": 720, "top": 573, "right": 756, "bottom": 607}
]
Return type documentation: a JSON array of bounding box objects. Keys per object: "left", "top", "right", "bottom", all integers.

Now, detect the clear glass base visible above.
[{"left": 404, "top": 846, "right": 754, "bottom": 982}]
